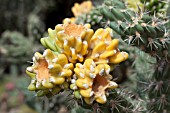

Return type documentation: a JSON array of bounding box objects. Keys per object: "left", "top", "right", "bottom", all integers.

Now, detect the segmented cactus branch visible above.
[{"left": 100, "top": 0, "right": 170, "bottom": 59}]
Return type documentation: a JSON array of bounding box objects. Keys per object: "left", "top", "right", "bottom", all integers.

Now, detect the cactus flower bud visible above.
[
  {"left": 72, "top": 1, "right": 93, "bottom": 17},
  {"left": 72, "top": 59, "right": 118, "bottom": 104},
  {"left": 26, "top": 49, "right": 73, "bottom": 96}
]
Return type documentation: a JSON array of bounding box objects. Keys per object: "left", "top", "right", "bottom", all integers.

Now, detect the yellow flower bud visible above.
[
  {"left": 26, "top": 49, "right": 73, "bottom": 96},
  {"left": 72, "top": 59, "right": 118, "bottom": 104},
  {"left": 71, "top": 1, "right": 93, "bottom": 17},
  {"left": 54, "top": 22, "right": 94, "bottom": 63}
]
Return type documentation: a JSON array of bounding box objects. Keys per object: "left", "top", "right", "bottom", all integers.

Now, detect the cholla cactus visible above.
[
  {"left": 26, "top": 49, "right": 73, "bottom": 96},
  {"left": 26, "top": 20, "right": 129, "bottom": 105},
  {"left": 94, "top": 0, "right": 170, "bottom": 112}
]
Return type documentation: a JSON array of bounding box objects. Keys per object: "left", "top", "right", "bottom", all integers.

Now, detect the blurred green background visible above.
[{"left": 0, "top": 0, "right": 87, "bottom": 113}]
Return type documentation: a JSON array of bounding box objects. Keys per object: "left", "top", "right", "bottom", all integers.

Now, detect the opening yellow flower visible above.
[
  {"left": 54, "top": 22, "right": 94, "bottom": 63},
  {"left": 71, "top": 59, "right": 118, "bottom": 104}
]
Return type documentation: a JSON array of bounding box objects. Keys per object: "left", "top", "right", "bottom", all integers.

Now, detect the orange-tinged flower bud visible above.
[
  {"left": 26, "top": 49, "right": 73, "bottom": 96},
  {"left": 72, "top": 59, "right": 118, "bottom": 104}
]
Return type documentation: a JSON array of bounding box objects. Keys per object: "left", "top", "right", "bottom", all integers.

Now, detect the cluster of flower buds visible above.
[{"left": 26, "top": 20, "right": 128, "bottom": 104}]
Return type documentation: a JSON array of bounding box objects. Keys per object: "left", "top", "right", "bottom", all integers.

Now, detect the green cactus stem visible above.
[{"left": 100, "top": 0, "right": 170, "bottom": 59}]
